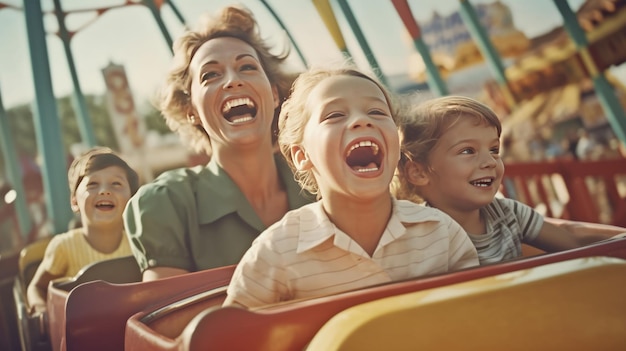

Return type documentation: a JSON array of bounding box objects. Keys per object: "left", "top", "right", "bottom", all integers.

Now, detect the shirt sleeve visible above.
[
  {"left": 504, "top": 198, "right": 544, "bottom": 243},
  {"left": 444, "top": 214, "right": 480, "bottom": 270},
  {"left": 123, "top": 173, "right": 197, "bottom": 272},
  {"left": 40, "top": 234, "right": 69, "bottom": 277}
]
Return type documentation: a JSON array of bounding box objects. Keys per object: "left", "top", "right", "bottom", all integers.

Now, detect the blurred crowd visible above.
[{"left": 502, "top": 127, "right": 626, "bottom": 163}]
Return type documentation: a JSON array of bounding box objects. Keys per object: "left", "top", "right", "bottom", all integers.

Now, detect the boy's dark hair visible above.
[{"left": 68, "top": 147, "right": 140, "bottom": 197}]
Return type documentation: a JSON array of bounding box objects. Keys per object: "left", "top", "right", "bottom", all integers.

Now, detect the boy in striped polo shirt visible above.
[{"left": 224, "top": 67, "right": 479, "bottom": 308}]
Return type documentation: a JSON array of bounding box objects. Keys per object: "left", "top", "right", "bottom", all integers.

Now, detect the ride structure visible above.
[{"left": 1, "top": 1, "right": 626, "bottom": 350}]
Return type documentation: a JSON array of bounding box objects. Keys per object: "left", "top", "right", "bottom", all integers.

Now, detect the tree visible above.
[
  {"left": 141, "top": 101, "right": 171, "bottom": 135},
  {"left": 0, "top": 93, "right": 167, "bottom": 176}
]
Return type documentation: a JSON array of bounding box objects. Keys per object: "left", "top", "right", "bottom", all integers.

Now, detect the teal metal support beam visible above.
[
  {"left": 458, "top": 0, "right": 515, "bottom": 108},
  {"left": 413, "top": 38, "right": 448, "bottom": 96},
  {"left": 553, "top": 0, "right": 626, "bottom": 145},
  {"left": 53, "top": 0, "right": 97, "bottom": 148},
  {"left": 258, "top": 0, "right": 308, "bottom": 68},
  {"left": 0, "top": 85, "right": 32, "bottom": 238},
  {"left": 166, "top": 0, "right": 187, "bottom": 27},
  {"left": 142, "top": 0, "right": 174, "bottom": 54},
  {"left": 391, "top": 0, "right": 449, "bottom": 96},
  {"left": 336, "top": 0, "right": 388, "bottom": 86},
  {"left": 23, "top": 0, "right": 72, "bottom": 234}
]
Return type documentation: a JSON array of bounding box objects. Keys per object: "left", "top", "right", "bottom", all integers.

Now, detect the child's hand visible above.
[{"left": 29, "top": 302, "right": 47, "bottom": 315}]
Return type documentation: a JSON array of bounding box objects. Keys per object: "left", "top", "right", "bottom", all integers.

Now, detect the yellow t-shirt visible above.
[{"left": 40, "top": 228, "right": 133, "bottom": 278}]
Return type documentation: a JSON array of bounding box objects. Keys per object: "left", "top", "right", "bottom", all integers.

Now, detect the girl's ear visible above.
[
  {"left": 70, "top": 196, "right": 80, "bottom": 213},
  {"left": 291, "top": 145, "right": 312, "bottom": 171},
  {"left": 405, "top": 161, "right": 430, "bottom": 186}
]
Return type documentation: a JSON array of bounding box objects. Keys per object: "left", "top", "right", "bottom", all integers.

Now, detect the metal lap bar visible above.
[{"left": 140, "top": 285, "right": 228, "bottom": 325}]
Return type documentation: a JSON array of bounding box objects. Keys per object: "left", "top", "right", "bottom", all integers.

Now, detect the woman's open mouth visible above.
[{"left": 222, "top": 97, "right": 257, "bottom": 124}]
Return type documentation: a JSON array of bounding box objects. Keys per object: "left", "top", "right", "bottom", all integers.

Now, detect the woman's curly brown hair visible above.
[{"left": 155, "top": 5, "right": 295, "bottom": 156}]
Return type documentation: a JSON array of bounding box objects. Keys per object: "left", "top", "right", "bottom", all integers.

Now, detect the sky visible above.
[{"left": 1, "top": 0, "right": 620, "bottom": 110}]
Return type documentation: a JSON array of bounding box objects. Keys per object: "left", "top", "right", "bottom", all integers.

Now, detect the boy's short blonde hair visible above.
[
  {"left": 68, "top": 147, "right": 139, "bottom": 198},
  {"left": 278, "top": 66, "right": 396, "bottom": 196},
  {"left": 394, "top": 95, "right": 501, "bottom": 202}
]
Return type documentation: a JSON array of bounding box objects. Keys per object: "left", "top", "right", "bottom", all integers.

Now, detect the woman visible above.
[{"left": 124, "top": 6, "right": 312, "bottom": 281}]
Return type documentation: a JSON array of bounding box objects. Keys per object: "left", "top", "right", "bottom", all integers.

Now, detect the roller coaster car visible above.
[
  {"left": 13, "top": 253, "right": 141, "bottom": 351},
  {"left": 51, "top": 264, "right": 235, "bottom": 351},
  {"left": 307, "top": 256, "right": 626, "bottom": 351},
  {"left": 123, "top": 236, "right": 626, "bottom": 351},
  {"left": 47, "top": 255, "right": 141, "bottom": 351},
  {"left": 12, "top": 236, "right": 52, "bottom": 351}
]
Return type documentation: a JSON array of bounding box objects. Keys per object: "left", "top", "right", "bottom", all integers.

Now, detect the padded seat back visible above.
[
  {"left": 18, "top": 236, "right": 52, "bottom": 290},
  {"left": 53, "top": 255, "right": 141, "bottom": 291},
  {"left": 306, "top": 256, "right": 626, "bottom": 351},
  {"left": 13, "top": 237, "right": 53, "bottom": 351},
  {"left": 63, "top": 264, "right": 235, "bottom": 351},
  {"left": 47, "top": 255, "right": 141, "bottom": 351}
]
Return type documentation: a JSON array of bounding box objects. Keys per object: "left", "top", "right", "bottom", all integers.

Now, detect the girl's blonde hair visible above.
[
  {"left": 393, "top": 95, "right": 502, "bottom": 202},
  {"left": 157, "top": 5, "right": 294, "bottom": 155},
  {"left": 278, "top": 66, "right": 396, "bottom": 196}
]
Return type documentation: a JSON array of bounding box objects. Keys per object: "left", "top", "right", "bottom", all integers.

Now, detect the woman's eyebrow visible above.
[
  {"left": 235, "top": 53, "right": 258, "bottom": 61},
  {"left": 200, "top": 54, "right": 256, "bottom": 67}
]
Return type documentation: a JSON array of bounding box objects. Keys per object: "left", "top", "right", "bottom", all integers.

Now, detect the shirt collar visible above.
[
  {"left": 196, "top": 154, "right": 311, "bottom": 232},
  {"left": 296, "top": 198, "right": 443, "bottom": 253},
  {"left": 296, "top": 201, "right": 336, "bottom": 253}
]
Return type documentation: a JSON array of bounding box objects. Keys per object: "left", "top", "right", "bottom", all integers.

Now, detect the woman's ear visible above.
[
  {"left": 405, "top": 161, "right": 429, "bottom": 186},
  {"left": 292, "top": 145, "right": 312, "bottom": 171},
  {"left": 186, "top": 106, "right": 200, "bottom": 125}
]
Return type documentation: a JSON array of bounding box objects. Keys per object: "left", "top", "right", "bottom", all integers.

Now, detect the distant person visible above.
[
  {"left": 123, "top": 5, "right": 313, "bottom": 281},
  {"left": 393, "top": 95, "right": 626, "bottom": 265},
  {"left": 0, "top": 180, "right": 19, "bottom": 253},
  {"left": 27, "top": 147, "right": 139, "bottom": 314},
  {"left": 575, "top": 128, "right": 596, "bottom": 160},
  {"left": 223, "top": 67, "right": 478, "bottom": 308}
]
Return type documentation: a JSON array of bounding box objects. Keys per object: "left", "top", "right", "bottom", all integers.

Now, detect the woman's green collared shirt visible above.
[{"left": 123, "top": 155, "right": 313, "bottom": 272}]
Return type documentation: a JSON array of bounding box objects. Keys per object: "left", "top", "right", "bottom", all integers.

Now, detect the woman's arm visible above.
[{"left": 142, "top": 266, "right": 189, "bottom": 281}]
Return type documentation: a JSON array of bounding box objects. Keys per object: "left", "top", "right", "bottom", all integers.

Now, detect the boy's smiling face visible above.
[
  {"left": 421, "top": 117, "right": 504, "bottom": 212},
  {"left": 292, "top": 75, "right": 399, "bottom": 202},
  {"left": 71, "top": 165, "right": 132, "bottom": 229}
]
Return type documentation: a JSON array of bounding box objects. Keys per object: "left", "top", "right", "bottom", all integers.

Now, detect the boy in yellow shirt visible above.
[{"left": 27, "top": 147, "right": 139, "bottom": 313}]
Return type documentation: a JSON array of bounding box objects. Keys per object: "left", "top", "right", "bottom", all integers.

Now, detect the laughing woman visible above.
[{"left": 124, "top": 6, "right": 312, "bottom": 281}]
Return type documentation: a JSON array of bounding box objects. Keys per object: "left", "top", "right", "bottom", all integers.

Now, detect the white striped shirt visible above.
[
  {"left": 467, "top": 197, "right": 543, "bottom": 264},
  {"left": 224, "top": 198, "right": 479, "bottom": 308},
  {"left": 41, "top": 228, "right": 133, "bottom": 277}
]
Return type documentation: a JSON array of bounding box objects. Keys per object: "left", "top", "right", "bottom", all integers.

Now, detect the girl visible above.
[{"left": 224, "top": 68, "right": 478, "bottom": 308}]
